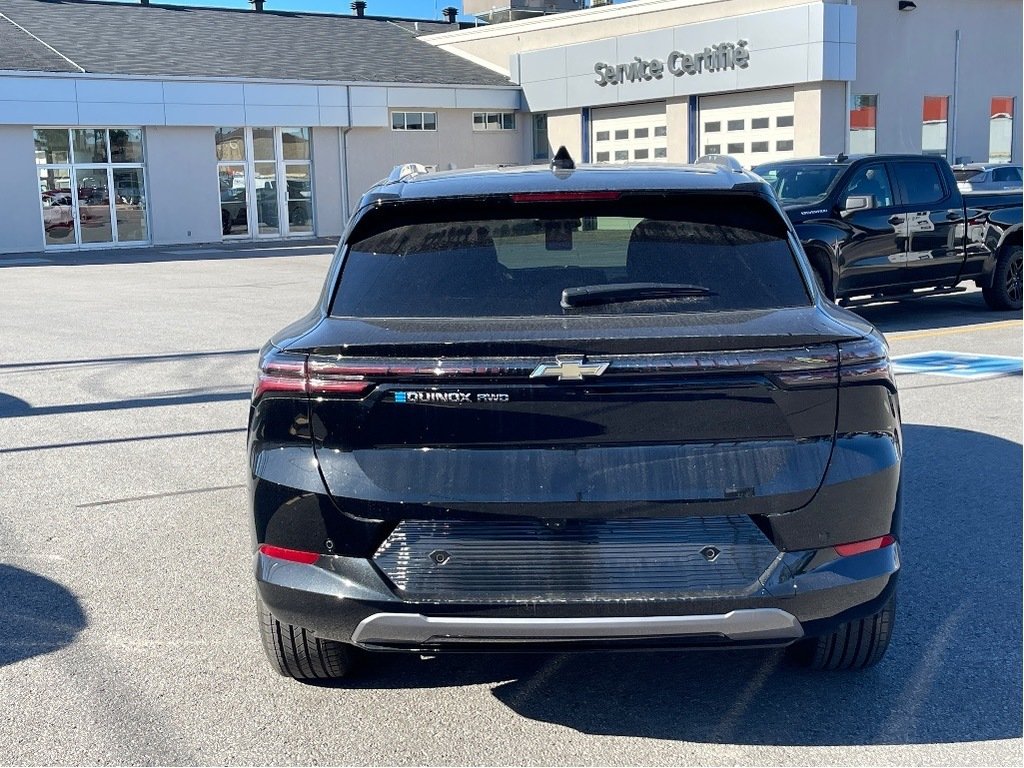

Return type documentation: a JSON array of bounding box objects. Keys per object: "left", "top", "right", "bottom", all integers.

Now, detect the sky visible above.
[{"left": 99, "top": 0, "right": 502, "bottom": 22}]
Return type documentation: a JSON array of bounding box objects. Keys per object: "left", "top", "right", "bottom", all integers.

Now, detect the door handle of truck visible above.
[
  {"left": 946, "top": 211, "right": 963, "bottom": 221},
  {"left": 887, "top": 216, "right": 904, "bottom": 225}
]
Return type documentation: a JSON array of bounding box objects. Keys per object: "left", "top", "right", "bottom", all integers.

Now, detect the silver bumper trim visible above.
[{"left": 351, "top": 608, "right": 803, "bottom": 647}]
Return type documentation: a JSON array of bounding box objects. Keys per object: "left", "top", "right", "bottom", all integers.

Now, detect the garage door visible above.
[
  {"left": 592, "top": 103, "right": 668, "bottom": 164},
  {"left": 699, "top": 88, "right": 795, "bottom": 169}
]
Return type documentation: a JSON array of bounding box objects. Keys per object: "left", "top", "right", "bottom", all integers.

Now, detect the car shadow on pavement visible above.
[
  {"left": 0, "top": 565, "right": 87, "bottom": 667},
  {"left": 852, "top": 292, "right": 1022, "bottom": 334},
  {"left": 343, "top": 423, "right": 1022, "bottom": 746}
]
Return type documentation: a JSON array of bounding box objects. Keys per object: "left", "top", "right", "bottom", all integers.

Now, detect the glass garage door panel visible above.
[
  {"left": 113, "top": 168, "right": 147, "bottom": 242},
  {"left": 39, "top": 168, "right": 75, "bottom": 246},
  {"left": 74, "top": 167, "right": 113, "bottom": 244}
]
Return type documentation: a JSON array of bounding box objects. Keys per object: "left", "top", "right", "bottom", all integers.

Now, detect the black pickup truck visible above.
[{"left": 752, "top": 154, "right": 1023, "bottom": 310}]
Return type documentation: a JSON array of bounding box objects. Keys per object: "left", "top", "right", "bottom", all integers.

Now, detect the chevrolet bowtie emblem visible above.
[{"left": 530, "top": 355, "right": 610, "bottom": 381}]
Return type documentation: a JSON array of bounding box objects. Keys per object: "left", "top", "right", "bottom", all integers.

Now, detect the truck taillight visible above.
[
  {"left": 839, "top": 333, "right": 895, "bottom": 389},
  {"left": 253, "top": 349, "right": 374, "bottom": 401}
]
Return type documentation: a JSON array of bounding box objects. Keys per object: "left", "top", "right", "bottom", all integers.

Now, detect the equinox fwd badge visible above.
[{"left": 530, "top": 355, "right": 610, "bottom": 381}]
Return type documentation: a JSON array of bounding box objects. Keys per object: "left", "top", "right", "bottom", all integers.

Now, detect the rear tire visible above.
[
  {"left": 789, "top": 594, "right": 895, "bottom": 670},
  {"left": 257, "top": 600, "right": 354, "bottom": 681},
  {"left": 805, "top": 248, "right": 835, "bottom": 300},
  {"left": 982, "top": 244, "right": 1023, "bottom": 310}
]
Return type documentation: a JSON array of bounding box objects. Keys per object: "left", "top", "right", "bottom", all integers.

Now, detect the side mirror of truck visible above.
[{"left": 840, "top": 195, "right": 873, "bottom": 215}]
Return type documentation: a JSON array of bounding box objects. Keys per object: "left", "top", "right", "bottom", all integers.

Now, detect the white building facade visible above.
[
  {"left": 0, "top": 0, "right": 1020, "bottom": 255},
  {"left": 430, "top": 0, "right": 1022, "bottom": 173}
]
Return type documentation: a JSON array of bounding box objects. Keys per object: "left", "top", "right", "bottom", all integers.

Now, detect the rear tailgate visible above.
[{"left": 302, "top": 313, "right": 854, "bottom": 519}]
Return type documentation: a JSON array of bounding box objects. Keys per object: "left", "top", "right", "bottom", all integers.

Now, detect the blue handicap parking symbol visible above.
[{"left": 891, "top": 351, "right": 1023, "bottom": 379}]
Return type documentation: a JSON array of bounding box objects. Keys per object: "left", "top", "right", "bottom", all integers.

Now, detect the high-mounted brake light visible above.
[
  {"left": 253, "top": 349, "right": 375, "bottom": 401},
  {"left": 258, "top": 544, "right": 320, "bottom": 565},
  {"left": 511, "top": 191, "right": 622, "bottom": 203},
  {"left": 834, "top": 535, "right": 896, "bottom": 557}
]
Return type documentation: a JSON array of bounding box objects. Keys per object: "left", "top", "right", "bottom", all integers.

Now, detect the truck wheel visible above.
[
  {"left": 788, "top": 594, "right": 895, "bottom": 670},
  {"left": 258, "top": 600, "right": 354, "bottom": 681},
  {"left": 983, "top": 245, "right": 1023, "bottom": 311}
]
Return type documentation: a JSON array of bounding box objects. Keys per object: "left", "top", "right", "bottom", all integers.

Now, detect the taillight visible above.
[
  {"left": 258, "top": 543, "right": 320, "bottom": 564},
  {"left": 253, "top": 349, "right": 375, "bottom": 401},
  {"left": 834, "top": 534, "right": 896, "bottom": 557},
  {"left": 839, "top": 333, "right": 895, "bottom": 388},
  {"left": 253, "top": 349, "right": 307, "bottom": 399}
]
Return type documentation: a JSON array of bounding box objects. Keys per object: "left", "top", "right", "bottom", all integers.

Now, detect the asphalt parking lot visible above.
[{"left": 0, "top": 244, "right": 1021, "bottom": 766}]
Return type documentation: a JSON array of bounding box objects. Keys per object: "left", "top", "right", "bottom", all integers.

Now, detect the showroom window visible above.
[
  {"left": 216, "top": 127, "right": 314, "bottom": 239},
  {"left": 474, "top": 112, "right": 516, "bottom": 131},
  {"left": 533, "top": 113, "right": 549, "bottom": 160},
  {"left": 34, "top": 127, "right": 148, "bottom": 248},
  {"left": 989, "top": 97, "right": 1015, "bottom": 163},
  {"left": 391, "top": 112, "right": 437, "bottom": 131},
  {"left": 922, "top": 96, "right": 950, "bottom": 157},
  {"left": 849, "top": 94, "right": 877, "bottom": 154}
]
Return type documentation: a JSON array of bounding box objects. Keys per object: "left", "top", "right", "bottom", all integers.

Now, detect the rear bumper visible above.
[
  {"left": 351, "top": 609, "right": 803, "bottom": 647},
  {"left": 255, "top": 541, "right": 900, "bottom": 652}
]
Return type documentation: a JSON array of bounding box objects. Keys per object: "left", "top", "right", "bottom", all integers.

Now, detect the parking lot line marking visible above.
[{"left": 887, "top": 319, "right": 1022, "bottom": 341}]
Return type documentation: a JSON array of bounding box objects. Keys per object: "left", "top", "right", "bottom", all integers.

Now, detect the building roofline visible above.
[
  {"left": 5, "top": 0, "right": 462, "bottom": 26},
  {"left": 0, "top": 69, "right": 521, "bottom": 94}
]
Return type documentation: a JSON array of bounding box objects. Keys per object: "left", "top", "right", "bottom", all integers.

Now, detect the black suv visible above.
[{"left": 248, "top": 154, "right": 902, "bottom": 681}]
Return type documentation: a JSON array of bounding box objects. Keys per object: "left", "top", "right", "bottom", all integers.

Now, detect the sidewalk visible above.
[{"left": 0, "top": 237, "right": 339, "bottom": 268}]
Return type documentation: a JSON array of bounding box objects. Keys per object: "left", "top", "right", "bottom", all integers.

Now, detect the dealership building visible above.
[{"left": 0, "top": 0, "right": 1020, "bottom": 254}]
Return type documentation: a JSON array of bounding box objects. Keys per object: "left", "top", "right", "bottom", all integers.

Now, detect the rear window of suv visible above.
[{"left": 332, "top": 195, "right": 810, "bottom": 317}]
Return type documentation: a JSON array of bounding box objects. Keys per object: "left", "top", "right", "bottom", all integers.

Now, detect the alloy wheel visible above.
[{"left": 1007, "top": 251, "right": 1023, "bottom": 303}]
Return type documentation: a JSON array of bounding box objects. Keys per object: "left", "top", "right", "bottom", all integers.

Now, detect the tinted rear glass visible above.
[{"left": 333, "top": 197, "right": 809, "bottom": 318}]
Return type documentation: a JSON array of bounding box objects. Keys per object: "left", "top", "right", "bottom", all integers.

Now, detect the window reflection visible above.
[
  {"left": 281, "top": 128, "right": 309, "bottom": 160},
  {"left": 73, "top": 129, "right": 108, "bottom": 163},
  {"left": 75, "top": 167, "right": 113, "bottom": 244},
  {"left": 39, "top": 168, "right": 74, "bottom": 245},
  {"left": 113, "top": 167, "right": 147, "bottom": 241},
  {"left": 849, "top": 94, "right": 877, "bottom": 154},
  {"left": 252, "top": 128, "right": 275, "bottom": 161},
  {"left": 34, "top": 129, "right": 70, "bottom": 164},
  {"left": 989, "top": 97, "right": 1014, "bottom": 164},
  {"left": 215, "top": 127, "right": 315, "bottom": 239},
  {"left": 285, "top": 164, "right": 312, "bottom": 233},
  {"left": 922, "top": 96, "right": 949, "bottom": 158},
  {"left": 109, "top": 129, "right": 144, "bottom": 163},
  {"left": 215, "top": 127, "right": 246, "bottom": 161}
]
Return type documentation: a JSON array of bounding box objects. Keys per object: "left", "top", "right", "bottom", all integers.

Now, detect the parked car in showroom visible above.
[
  {"left": 952, "top": 163, "right": 1023, "bottom": 192},
  {"left": 248, "top": 151, "right": 902, "bottom": 681},
  {"left": 753, "top": 154, "right": 1023, "bottom": 310}
]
